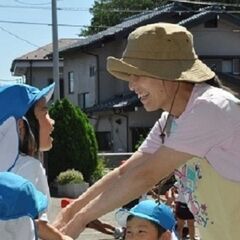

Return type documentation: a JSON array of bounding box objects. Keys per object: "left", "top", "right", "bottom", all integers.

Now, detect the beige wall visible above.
[
  {"left": 62, "top": 39, "right": 129, "bottom": 109},
  {"left": 63, "top": 52, "right": 96, "bottom": 107},
  {"left": 192, "top": 19, "right": 240, "bottom": 56}
]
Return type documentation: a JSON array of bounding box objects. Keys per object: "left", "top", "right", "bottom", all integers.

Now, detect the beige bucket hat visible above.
[{"left": 107, "top": 23, "right": 215, "bottom": 82}]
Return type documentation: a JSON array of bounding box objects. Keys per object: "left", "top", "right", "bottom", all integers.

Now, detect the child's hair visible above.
[
  {"left": 19, "top": 104, "right": 40, "bottom": 156},
  {"left": 126, "top": 214, "right": 167, "bottom": 238}
]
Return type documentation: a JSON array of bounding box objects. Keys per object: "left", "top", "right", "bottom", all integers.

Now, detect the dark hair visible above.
[
  {"left": 205, "top": 75, "right": 222, "bottom": 88},
  {"left": 126, "top": 215, "right": 166, "bottom": 238},
  {"left": 19, "top": 104, "right": 40, "bottom": 156}
]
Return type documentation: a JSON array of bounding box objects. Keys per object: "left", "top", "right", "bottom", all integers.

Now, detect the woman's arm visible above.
[
  {"left": 53, "top": 151, "right": 150, "bottom": 229},
  {"left": 62, "top": 146, "right": 194, "bottom": 238},
  {"left": 36, "top": 220, "right": 73, "bottom": 240}
]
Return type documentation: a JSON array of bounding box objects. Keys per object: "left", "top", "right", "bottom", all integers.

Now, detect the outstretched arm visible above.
[
  {"left": 62, "top": 146, "right": 193, "bottom": 238},
  {"left": 53, "top": 151, "right": 150, "bottom": 229},
  {"left": 36, "top": 220, "right": 73, "bottom": 240}
]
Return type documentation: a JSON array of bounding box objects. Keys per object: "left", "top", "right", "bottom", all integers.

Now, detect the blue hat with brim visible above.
[
  {"left": 129, "top": 200, "right": 176, "bottom": 231},
  {"left": 0, "top": 172, "right": 48, "bottom": 220},
  {"left": 0, "top": 82, "right": 55, "bottom": 125}
]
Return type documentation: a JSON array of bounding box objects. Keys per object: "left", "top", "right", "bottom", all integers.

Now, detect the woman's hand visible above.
[
  {"left": 61, "top": 213, "right": 87, "bottom": 239},
  {"left": 53, "top": 198, "right": 86, "bottom": 230}
]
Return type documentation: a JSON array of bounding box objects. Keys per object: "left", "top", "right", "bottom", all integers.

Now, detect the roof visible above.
[
  {"left": 11, "top": 38, "right": 80, "bottom": 73},
  {"left": 179, "top": 5, "right": 240, "bottom": 27},
  {"left": 58, "top": 2, "right": 190, "bottom": 54},
  {"left": 59, "top": 2, "right": 240, "bottom": 54},
  {"left": 85, "top": 92, "right": 142, "bottom": 114},
  {"left": 16, "top": 38, "right": 80, "bottom": 60}
]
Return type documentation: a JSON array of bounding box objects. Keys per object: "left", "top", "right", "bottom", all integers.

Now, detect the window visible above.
[
  {"left": 89, "top": 65, "right": 95, "bottom": 77},
  {"left": 96, "top": 131, "right": 112, "bottom": 151},
  {"left": 68, "top": 71, "right": 74, "bottom": 94}
]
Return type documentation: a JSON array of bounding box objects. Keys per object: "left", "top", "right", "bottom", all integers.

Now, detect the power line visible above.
[
  {"left": 0, "top": 4, "right": 91, "bottom": 11},
  {"left": 0, "top": 25, "right": 50, "bottom": 52},
  {"left": 14, "top": 0, "right": 51, "bottom": 5},
  {"left": 0, "top": 19, "right": 88, "bottom": 28}
]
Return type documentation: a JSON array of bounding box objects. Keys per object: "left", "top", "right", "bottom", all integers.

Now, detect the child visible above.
[
  {"left": 124, "top": 199, "right": 178, "bottom": 240},
  {"left": 0, "top": 83, "right": 72, "bottom": 240},
  {"left": 0, "top": 172, "right": 48, "bottom": 240},
  {"left": 173, "top": 182, "right": 195, "bottom": 240}
]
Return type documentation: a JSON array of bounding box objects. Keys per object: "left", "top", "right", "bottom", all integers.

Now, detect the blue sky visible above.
[{"left": 0, "top": 0, "right": 94, "bottom": 82}]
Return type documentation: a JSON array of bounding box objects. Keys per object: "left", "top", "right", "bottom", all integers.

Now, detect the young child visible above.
[
  {"left": 0, "top": 83, "right": 72, "bottom": 240},
  {"left": 124, "top": 199, "right": 178, "bottom": 240},
  {"left": 0, "top": 172, "right": 48, "bottom": 240}
]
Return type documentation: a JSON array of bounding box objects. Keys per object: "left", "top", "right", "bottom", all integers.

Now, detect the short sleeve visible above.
[{"left": 165, "top": 99, "right": 232, "bottom": 157}]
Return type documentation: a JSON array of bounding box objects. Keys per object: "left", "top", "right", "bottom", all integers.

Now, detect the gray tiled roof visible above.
[
  {"left": 179, "top": 5, "right": 240, "bottom": 27},
  {"left": 59, "top": 2, "right": 190, "bottom": 53},
  {"left": 17, "top": 38, "right": 79, "bottom": 60}
]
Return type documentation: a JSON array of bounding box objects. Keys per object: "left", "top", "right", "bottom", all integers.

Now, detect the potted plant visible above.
[{"left": 56, "top": 169, "right": 89, "bottom": 198}]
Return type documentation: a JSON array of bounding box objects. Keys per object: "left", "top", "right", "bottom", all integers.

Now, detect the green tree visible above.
[
  {"left": 47, "top": 98, "right": 98, "bottom": 183},
  {"left": 81, "top": 0, "right": 165, "bottom": 36}
]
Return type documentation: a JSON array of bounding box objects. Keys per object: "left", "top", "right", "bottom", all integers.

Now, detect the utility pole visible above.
[{"left": 52, "top": 0, "right": 60, "bottom": 100}]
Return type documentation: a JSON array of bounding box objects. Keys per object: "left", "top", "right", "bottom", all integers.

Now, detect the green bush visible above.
[
  {"left": 90, "top": 156, "right": 106, "bottom": 184},
  {"left": 47, "top": 98, "right": 99, "bottom": 183},
  {"left": 56, "top": 169, "right": 84, "bottom": 185}
]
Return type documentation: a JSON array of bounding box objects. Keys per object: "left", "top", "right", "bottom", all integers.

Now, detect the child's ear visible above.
[{"left": 160, "top": 230, "right": 171, "bottom": 240}]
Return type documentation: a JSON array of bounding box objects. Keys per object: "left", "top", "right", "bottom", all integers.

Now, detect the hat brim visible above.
[
  {"left": 35, "top": 82, "right": 55, "bottom": 103},
  {"left": 107, "top": 56, "right": 215, "bottom": 83}
]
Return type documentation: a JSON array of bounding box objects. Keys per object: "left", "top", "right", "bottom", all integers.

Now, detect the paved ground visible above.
[{"left": 48, "top": 197, "right": 118, "bottom": 240}]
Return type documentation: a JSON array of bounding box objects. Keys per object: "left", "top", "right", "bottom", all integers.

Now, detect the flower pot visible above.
[{"left": 57, "top": 182, "right": 89, "bottom": 198}]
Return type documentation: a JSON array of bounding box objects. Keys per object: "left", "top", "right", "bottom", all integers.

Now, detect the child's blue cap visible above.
[
  {"left": 0, "top": 82, "right": 55, "bottom": 124},
  {"left": 0, "top": 172, "right": 48, "bottom": 220},
  {"left": 129, "top": 200, "right": 176, "bottom": 231}
]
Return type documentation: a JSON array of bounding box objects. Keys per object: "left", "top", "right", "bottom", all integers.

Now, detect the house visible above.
[
  {"left": 11, "top": 1, "right": 240, "bottom": 152},
  {"left": 11, "top": 38, "right": 79, "bottom": 98}
]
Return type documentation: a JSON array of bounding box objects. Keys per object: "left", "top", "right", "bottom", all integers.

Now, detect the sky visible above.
[{"left": 0, "top": 0, "right": 94, "bottom": 83}]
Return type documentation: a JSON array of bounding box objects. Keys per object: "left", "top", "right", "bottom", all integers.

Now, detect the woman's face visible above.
[
  {"left": 125, "top": 217, "right": 159, "bottom": 240},
  {"left": 128, "top": 75, "right": 178, "bottom": 112},
  {"left": 34, "top": 98, "right": 54, "bottom": 151}
]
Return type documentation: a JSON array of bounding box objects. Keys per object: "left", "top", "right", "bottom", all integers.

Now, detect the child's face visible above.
[
  {"left": 34, "top": 98, "right": 55, "bottom": 151},
  {"left": 125, "top": 216, "right": 160, "bottom": 240}
]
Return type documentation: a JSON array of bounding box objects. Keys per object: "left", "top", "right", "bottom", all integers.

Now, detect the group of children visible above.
[{"left": 0, "top": 81, "right": 196, "bottom": 240}]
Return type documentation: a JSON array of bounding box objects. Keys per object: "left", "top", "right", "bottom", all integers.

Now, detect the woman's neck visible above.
[{"left": 171, "top": 82, "right": 194, "bottom": 117}]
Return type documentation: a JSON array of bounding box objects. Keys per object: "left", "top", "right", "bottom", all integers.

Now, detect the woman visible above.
[{"left": 54, "top": 23, "right": 240, "bottom": 240}]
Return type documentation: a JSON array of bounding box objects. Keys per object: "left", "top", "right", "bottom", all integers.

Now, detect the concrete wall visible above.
[{"left": 192, "top": 19, "right": 240, "bottom": 56}]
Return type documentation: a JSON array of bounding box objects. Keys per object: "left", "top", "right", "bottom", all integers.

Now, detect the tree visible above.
[
  {"left": 81, "top": 0, "right": 166, "bottom": 36},
  {"left": 47, "top": 98, "right": 99, "bottom": 183}
]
